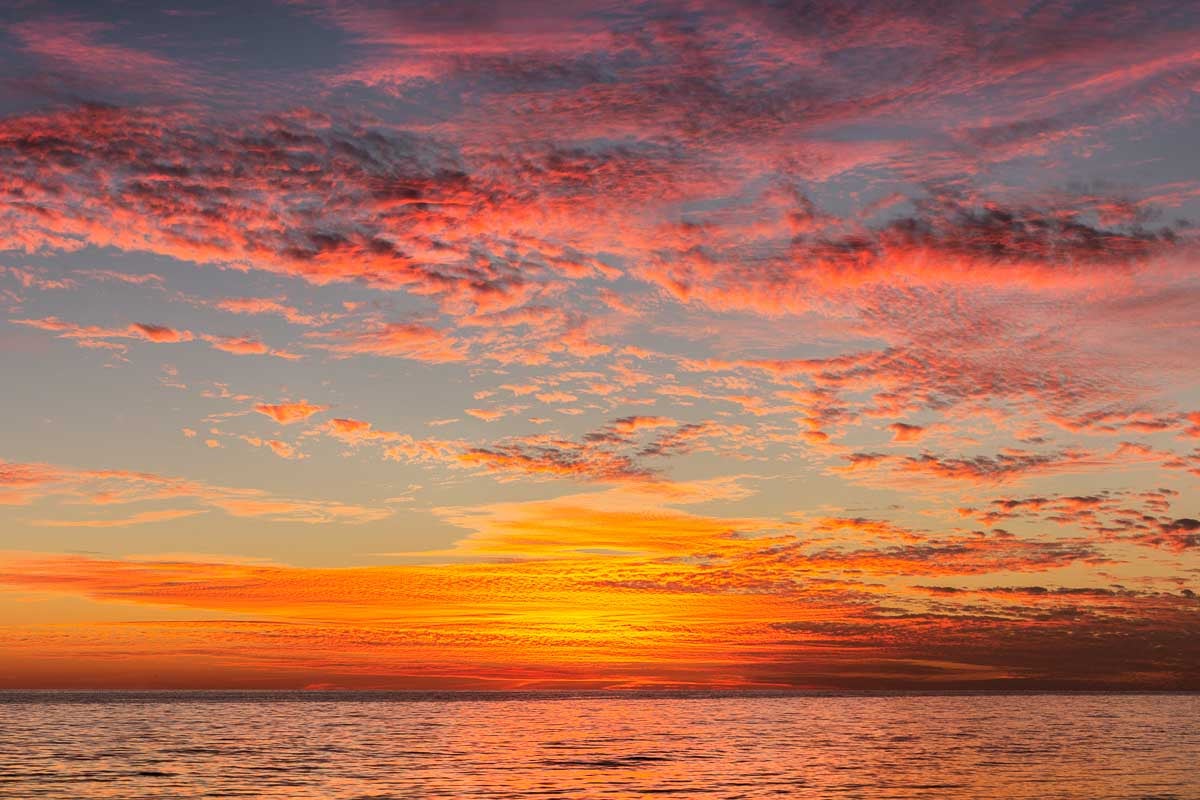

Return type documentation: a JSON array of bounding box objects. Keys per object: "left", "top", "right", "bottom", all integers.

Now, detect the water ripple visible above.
[{"left": 0, "top": 692, "right": 1197, "bottom": 799}]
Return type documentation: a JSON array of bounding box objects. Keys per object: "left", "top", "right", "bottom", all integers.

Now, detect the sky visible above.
[{"left": 0, "top": 0, "right": 1198, "bottom": 690}]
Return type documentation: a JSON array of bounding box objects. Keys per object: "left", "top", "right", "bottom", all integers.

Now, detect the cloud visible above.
[
  {"left": 209, "top": 498, "right": 385, "bottom": 524},
  {"left": 316, "top": 414, "right": 747, "bottom": 485},
  {"left": 253, "top": 402, "right": 330, "bottom": 425},
  {"left": 8, "top": 17, "right": 195, "bottom": 96},
  {"left": 459, "top": 441, "right": 652, "bottom": 483},
  {"left": 0, "top": 460, "right": 67, "bottom": 505},
  {"left": 75, "top": 269, "right": 163, "bottom": 286},
  {"left": 612, "top": 416, "right": 676, "bottom": 434},
  {"left": 321, "top": 418, "right": 461, "bottom": 464},
  {"left": 0, "top": 456, "right": 390, "bottom": 525},
  {"left": 1142, "top": 518, "right": 1200, "bottom": 552},
  {"left": 957, "top": 488, "right": 1182, "bottom": 537},
  {"left": 464, "top": 407, "right": 510, "bottom": 422},
  {"left": 305, "top": 323, "right": 467, "bottom": 362},
  {"left": 0, "top": 265, "right": 76, "bottom": 292},
  {"left": 796, "top": 531, "right": 1109, "bottom": 577},
  {"left": 837, "top": 442, "right": 1167, "bottom": 487},
  {"left": 213, "top": 297, "right": 326, "bottom": 326},
  {"left": 31, "top": 509, "right": 205, "bottom": 528},
  {"left": 238, "top": 436, "right": 304, "bottom": 461},
  {"left": 431, "top": 482, "right": 775, "bottom": 559},
  {"left": 202, "top": 335, "right": 303, "bottom": 360},
  {"left": 12, "top": 316, "right": 193, "bottom": 350},
  {"left": 0, "top": 545, "right": 1194, "bottom": 689},
  {"left": 130, "top": 323, "right": 190, "bottom": 342},
  {"left": 1048, "top": 407, "right": 1189, "bottom": 435},
  {"left": 0, "top": 104, "right": 594, "bottom": 327},
  {"left": 887, "top": 422, "right": 925, "bottom": 442},
  {"left": 640, "top": 195, "right": 1188, "bottom": 316}
]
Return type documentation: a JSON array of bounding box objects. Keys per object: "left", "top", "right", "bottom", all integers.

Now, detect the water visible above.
[{"left": 1, "top": 692, "right": 1197, "bottom": 799}]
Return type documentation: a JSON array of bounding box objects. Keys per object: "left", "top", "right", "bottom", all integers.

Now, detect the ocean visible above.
[{"left": 1, "top": 691, "right": 1197, "bottom": 798}]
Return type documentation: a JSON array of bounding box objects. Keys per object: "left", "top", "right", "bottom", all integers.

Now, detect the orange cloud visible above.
[
  {"left": 253, "top": 402, "right": 330, "bottom": 425},
  {"left": 203, "top": 334, "right": 302, "bottom": 360},
  {"left": 0, "top": 456, "right": 390, "bottom": 525},
  {"left": 430, "top": 483, "right": 779, "bottom": 559},
  {"left": 465, "top": 407, "right": 509, "bottom": 422},
  {"left": 305, "top": 323, "right": 467, "bottom": 362},
  {"left": 213, "top": 297, "right": 326, "bottom": 326},
  {"left": 321, "top": 418, "right": 460, "bottom": 464},
  {"left": 238, "top": 436, "right": 303, "bottom": 461},
  {"left": 13, "top": 316, "right": 193, "bottom": 350},
  {"left": 887, "top": 422, "right": 926, "bottom": 442},
  {"left": 210, "top": 498, "right": 384, "bottom": 524},
  {"left": 130, "top": 323, "right": 190, "bottom": 342},
  {"left": 31, "top": 509, "right": 204, "bottom": 528},
  {"left": 0, "top": 543, "right": 1195, "bottom": 690},
  {"left": 612, "top": 415, "right": 676, "bottom": 433}
]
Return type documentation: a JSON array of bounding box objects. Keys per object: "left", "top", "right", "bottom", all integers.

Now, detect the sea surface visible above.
[{"left": 1, "top": 691, "right": 1197, "bottom": 799}]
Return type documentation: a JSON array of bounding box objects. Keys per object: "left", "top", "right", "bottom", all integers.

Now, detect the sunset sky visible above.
[{"left": 1, "top": 0, "right": 1198, "bottom": 690}]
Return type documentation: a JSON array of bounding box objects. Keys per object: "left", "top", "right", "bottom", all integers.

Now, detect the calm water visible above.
[{"left": 1, "top": 692, "right": 1197, "bottom": 799}]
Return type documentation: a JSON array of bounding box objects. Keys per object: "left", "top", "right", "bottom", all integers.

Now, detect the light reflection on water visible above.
[{"left": 1, "top": 692, "right": 1197, "bottom": 799}]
